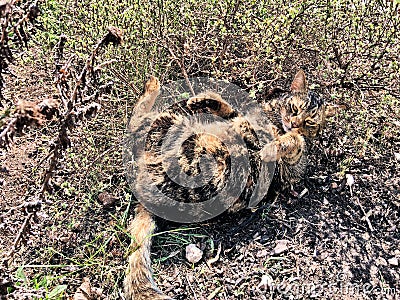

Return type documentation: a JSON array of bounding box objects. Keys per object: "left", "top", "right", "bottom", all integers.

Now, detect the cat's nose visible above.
[
  {"left": 291, "top": 121, "right": 300, "bottom": 128},
  {"left": 291, "top": 117, "right": 302, "bottom": 128}
]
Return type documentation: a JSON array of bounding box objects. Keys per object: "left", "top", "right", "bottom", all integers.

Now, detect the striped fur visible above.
[{"left": 124, "top": 71, "right": 335, "bottom": 299}]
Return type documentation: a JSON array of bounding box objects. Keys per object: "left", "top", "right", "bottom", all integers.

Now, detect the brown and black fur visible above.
[{"left": 124, "top": 71, "right": 339, "bottom": 300}]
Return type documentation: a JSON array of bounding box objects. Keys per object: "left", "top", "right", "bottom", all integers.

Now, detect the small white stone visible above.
[
  {"left": 258, "top": 274, "right": 274, "bottom": 290},
  {"left": 346, "top": 174, "right": 354, "bottom": 187},
  {"left": 394, "top": 152, "right": 400, "bottom": 161},
  {"left": 388, "top": 257, "right": 398, "bottom": 266},
  {"left": 185, "top": 244, "right": 203, "bottom": 264}
]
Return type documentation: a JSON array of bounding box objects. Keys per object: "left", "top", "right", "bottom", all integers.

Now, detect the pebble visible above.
[
  {"left": 376, "top": 257, "right": 387, "bottom": 266},
  {"left": 258, "top": 274, "right": 273, "bottom": 290},
  {"left": 59, "top": 236, "right": 69, "bottom": 243},
  {"left": 185, "top": 244, "right": 203, "bottom": 264},
  {"left": 395, "top": 152, "right": 400, "bottom": 161},
  {"left": 98, "top": 192, "right": 118, "bottom": 207},
  {"left": 345, "top": 174, "right": 354, "bottom": 187},
  {"left": 388, "top": 257, "right": 398, "bottom": 266}
]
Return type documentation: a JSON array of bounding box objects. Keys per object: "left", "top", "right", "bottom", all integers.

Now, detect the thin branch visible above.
[
  {"left": 5, "top": 212, "right": 34, "bottom": 264},
  {"left": 110, "top": 68, "right": 141, "bottom": 95},
  {"left": 0, "top": 200, "right": 41, "bottom": 220},
  {"left": 0, "top": 118, "right": 16, "bottom": 147},
  {"left": 355, "top": 198, "right": 374, "bottom": 232},
  {"left": 167, "top": 45, "right": 195, "bottom": 96}
]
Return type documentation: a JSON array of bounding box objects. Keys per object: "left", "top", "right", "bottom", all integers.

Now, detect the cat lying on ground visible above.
[{"left": 124, "top": 70, "right": 339, "bottom": 300}]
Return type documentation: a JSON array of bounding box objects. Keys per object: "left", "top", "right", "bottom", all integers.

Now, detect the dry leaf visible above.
[
  {"left": 72, "top": 277, "right": 102, "bottom": 300},
  {"left": 207, "top": 242, "right": 221, "bottom": 266},
  {"left": 256, "top": 249, "right": 269, "bottom": 258},
  {"left": 271, "top": 240, "right": 289, "bottom": 255},
  {"left": 98, "top": 192, "right": 118, "bottom": 207}
]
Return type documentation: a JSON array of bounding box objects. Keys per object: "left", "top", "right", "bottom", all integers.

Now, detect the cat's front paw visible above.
[{"left": 260, "top": 142, "right": 279, "bottom": 162}]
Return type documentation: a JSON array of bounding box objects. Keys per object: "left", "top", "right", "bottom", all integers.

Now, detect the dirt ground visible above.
[{"left": 0, "top": 53, "right": 399, "bottom": 300}]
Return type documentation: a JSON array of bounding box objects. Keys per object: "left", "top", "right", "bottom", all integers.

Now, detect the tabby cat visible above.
[{"left": 124, "top": 70, "right": 338, "bottom": 300}]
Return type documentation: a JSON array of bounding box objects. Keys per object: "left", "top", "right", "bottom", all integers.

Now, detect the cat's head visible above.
[{"left": 281, "top": 70, "right": 340, "bottom": 138}]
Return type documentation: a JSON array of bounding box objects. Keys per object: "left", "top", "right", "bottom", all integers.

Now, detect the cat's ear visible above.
[
  {"left": 325, "top": 104, "right": 346, "bottom": 118},
  {"left": 290, "top": 69, "right": 307, "bottom": 93}
]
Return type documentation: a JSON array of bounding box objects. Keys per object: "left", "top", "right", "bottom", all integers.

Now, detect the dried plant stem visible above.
[
  {"left": 41, "top": 27, "right": 123, "bottom": 194},
  {"left": 11, "top": 0, "right": 39, "bottom": 32},
  {"left": 40, "top": 146, "right": 59, "bottom": 196},
  {"left": 0, "top": 118, "right": 16, "bottom": 147},
  {"left": 110, "top": 68, "right": 140, "bottom": 95},
  {"left": 167, "top": 46, "right": 195, "bottom": 96},
  {"left": 355, "top": 198, "right": 374, "bottom": 232},
  {"left": 69, "top": 27, "right": 122, "bottom": 106},
  {"left": 5, "top": 212, "right": 34, "bottom": 264}
]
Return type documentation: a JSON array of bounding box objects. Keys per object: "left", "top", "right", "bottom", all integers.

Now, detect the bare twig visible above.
[
  {"left": 0, "top": 118, "right": 17, "bottom": 148},
  {"left": 0, "top": 0, "right": 40, "bottom": 97},
  {"left": 186, "top": 275, "right": 199, "bottom": 300},
  {"left": 5, "top": 212, "right": 34, "bottom": 264},
  {"left": 355, "top": 198, "right": 374, "bottom": 232},
  {"left": 167, "top": 45, "right": 195, "bottom": 96},
  {"left": 110, "top": 68, "right": 141, "bottom": 95},
  {"left": 0, "top": 200, "right": 41, "bottom": 220},
  {"left": 206, "top": 242, "right": 222, "bottom": 267},
  {"left": 94, "top": 59, "right": 118, "bottom": 72}
]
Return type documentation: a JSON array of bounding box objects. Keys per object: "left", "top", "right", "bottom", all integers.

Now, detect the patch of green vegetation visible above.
[
  {"left": 12, "top": 267, "right": 67, "bottom": 299},
  {"left": 37, "top": 0, "right": 400, "bottom": 97},
  {"left": 338, "top": 156, "right": 354, "bottom": 178}
]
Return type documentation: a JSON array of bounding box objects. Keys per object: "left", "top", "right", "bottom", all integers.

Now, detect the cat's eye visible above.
[{"left": 305, "top": 119, "right": 315, "bottom": 126}]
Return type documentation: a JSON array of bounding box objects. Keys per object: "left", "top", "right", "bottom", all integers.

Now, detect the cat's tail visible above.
[{"left": 124, "top": 204, "right": 173, "bottom": 300}]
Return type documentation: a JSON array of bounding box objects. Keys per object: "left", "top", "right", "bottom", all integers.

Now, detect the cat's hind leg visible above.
[{"left": 134, "top": 75, "right": 160, "bottom": 115}]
